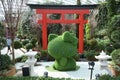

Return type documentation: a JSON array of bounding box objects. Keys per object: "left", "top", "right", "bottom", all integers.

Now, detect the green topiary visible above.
[
  {"left": 22, "top": 40, "right": 29, "bottom": 46},
  {"left": 48, "top": 31, "right": 78, "bottom": 71},
  {"left": 111, "top": 30, "right": 120, "bottom": 42},
  {"left": 14, "top": 41, "right": 22, "bottom": 49},
  {"left": 112, "top": 43, "right": 120, "bottom": 49},
  {"left": 25, "top": 43, "right": 33, "bottom": 51},
  {"left": 30, "top": 38, "right": 37, "bottom": 47},
  {"left": 105, "top": 46, "right": 114, "bottom": 55},
  {"left": 88, "top": 38, "right": 97, "bottom": 46},
  {"left": 108, "top": 15, "right": 120, "bottom": 43},
  {"left": 111, "top": 49, "right": 120, "bottom": 65}
]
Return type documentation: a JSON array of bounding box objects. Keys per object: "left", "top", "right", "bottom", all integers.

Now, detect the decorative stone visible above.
[
  {"left": 95, "top": 50, "right": 112, "bottom": 75},
  {"left": 95, "top": 50, "right": 111, "bottom": 66}
]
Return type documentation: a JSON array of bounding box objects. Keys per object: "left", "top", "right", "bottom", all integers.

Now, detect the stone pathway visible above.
[
  {"left": 1, "top": 47, "right": 111, "bottom": 80},
  {"left": 1, "top": 47, "right": 26, "bottom": 59},
  {"left": 15, "top": 62, "right": 110, "bottom": 80}
]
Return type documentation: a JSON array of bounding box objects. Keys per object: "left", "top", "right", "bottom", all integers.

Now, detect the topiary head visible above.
[{"left": 48, "top": 31, "right": 78, "bottom": 59}]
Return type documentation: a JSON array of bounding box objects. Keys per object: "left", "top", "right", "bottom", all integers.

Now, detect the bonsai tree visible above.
[{"left": 48, "top": 31, "right": 78, "bottom": 71}]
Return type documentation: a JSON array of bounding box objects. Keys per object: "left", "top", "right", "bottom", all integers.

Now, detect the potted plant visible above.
[
  {"left": 109, "top": 49, "right": 120, "bottom": 76},
  {"left": 0, "top": 54, "right": 16, "bottom": 76}
]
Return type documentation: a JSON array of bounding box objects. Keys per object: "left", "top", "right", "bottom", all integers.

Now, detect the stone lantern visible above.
[
  {"left": 25, "top": 49, "right": 37, "bottom": 76},
  {"left": 95, "top": 50, "right": 112, "bottom": 75}
]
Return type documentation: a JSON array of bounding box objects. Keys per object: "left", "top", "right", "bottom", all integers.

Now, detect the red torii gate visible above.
[{"left": 27, "top": 5, "right": 97, "bottom": 53}]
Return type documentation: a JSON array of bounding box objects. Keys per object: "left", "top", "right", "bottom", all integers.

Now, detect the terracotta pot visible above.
[
  {"left": 0, "top": 66, "right": 16, "bottom": 76},
  {"left": 109, "top": 65, "right": 120, "bottom": 76}
]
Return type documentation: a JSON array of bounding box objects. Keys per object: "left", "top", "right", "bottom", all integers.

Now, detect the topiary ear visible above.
[
  {"left": 62, "top": 31, "right": 78, "bottom": 46},
  {"left": 48, "top": 34, "right": 58, "bottom": 42}
]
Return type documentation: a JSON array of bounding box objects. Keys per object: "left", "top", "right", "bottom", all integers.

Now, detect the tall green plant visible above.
[
  {"left": 108, "top": 15, "right": 120, "bottom": 43},
  {"left": 106, "top": 0, "right": 116, "bottom": 19},
  {"left": 85, "top": 23, "right": 91, "bottom": 40},
  {"left": 95, "top": 3, "right": 108, "bottom": 30}
]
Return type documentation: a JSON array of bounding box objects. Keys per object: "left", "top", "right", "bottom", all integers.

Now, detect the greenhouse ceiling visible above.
[
  {"left": 0, "top": 0, "right": 105, "bottom": 20},
  {"left": 28, "top": 0, "right": 105, "bottom": 5}
]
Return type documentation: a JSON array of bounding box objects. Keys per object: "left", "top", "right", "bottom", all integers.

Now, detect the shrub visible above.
[
  {"left": 88, "top": 38, "right": 97, "bottom": 46},
  {"left": 105, "top": 46, "right": 114, "bottom": 55},
  {"left": 14, "top": 41, "right": 22, "bottom": 49},
  {"left": 97, "top": 29, "right": 108, "bottom": 38},
  {"left": 40, "top": 50, "right": 54, "bottom": 61},
  {"left": 110, "top": 62, "right": 120, "bottom": 72},
  {"left": 111, "top": 30, "right": 120, "bottom": 42},
  {"left": 112, "top": 43, "right": 120, "bottom": 49},
  {"left": 98, "top": 74, "right": 113, "bottom": 80},
  {"left": 0, "top": 54, "right": 12, "bottom": 70},
  {"left": 111, "top": 49, "right": 120, "bottom": 65},
  {"left": 17, "top": 34, "right": 22, "bottom": 39},
  {"left": 15, "top": 54, "right": 41, "bottom": 62},
  {"left": 86, "top": 38, "right": 98, "bottom": 50},
  {"left": 0, "top": 37, "right": 6, "bottom": 50},
  {"left": 0, "top": 76, "right": 85, "bottom": 80},
  {"left": 84, "top": 50, "right": 98, "bottom": 61},
  {"left": 30, "top": 38, "right": 37, "bottom": 47},
  {"left": 25, "top": 43, "right": 33, "bottom": 51},
  {"left": 22, "top": 40, "right": 29, "bottom": 46},
  {"left": 96, "top": 38, "right": 110, "bottom": 51},
  {"left": 35, "top": 54, "right": 41, "bottom": 61},
  {"left": 108, "top": 15, "right": 120, "bottom": 43},
  {"left": 98, "top": 74, "right": 120, "bottom": 80},
  {"left": 15, "top": 55, "right": 28, "bottom": 62}
]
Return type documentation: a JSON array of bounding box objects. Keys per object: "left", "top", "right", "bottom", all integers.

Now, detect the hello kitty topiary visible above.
[{"left": 48, "top": 31, "right": 78, "bottom": 71}]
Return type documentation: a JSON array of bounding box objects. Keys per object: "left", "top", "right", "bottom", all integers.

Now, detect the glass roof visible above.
[
  {"left": 28, "top": 0, "right": 105, "bottom": 5},
  {"left": 0, "top": 0, "right": 105, "bottom": 20}
]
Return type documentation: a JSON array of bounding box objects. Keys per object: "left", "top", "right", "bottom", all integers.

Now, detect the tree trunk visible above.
[
  {"left": 11, "top": 38, "right": 15, "bottom": 64},
  {"left": 36, "top": 28, "right": 42, "bottom": 51},
  {"left": 11, "top": 27, "right": 15, "bottom": 64},
  {"left": 76, "top": 0, "right": 81, "bottom": 38},
  {"left": 0, "top": 50, "right": 1, "bottom": 55}
]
